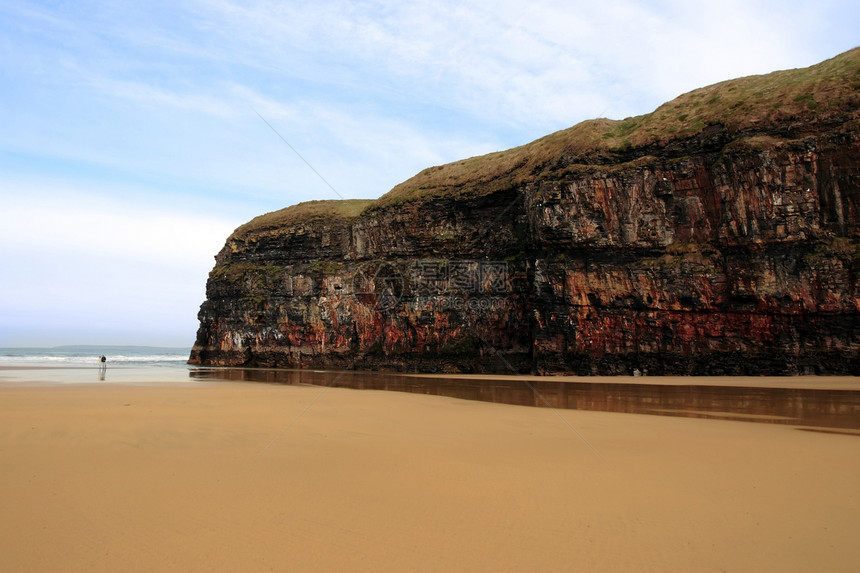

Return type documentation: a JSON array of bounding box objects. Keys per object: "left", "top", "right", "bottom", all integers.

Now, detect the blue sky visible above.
[{"left": 1, "top": 0, "right": 858, "bottom": 347}]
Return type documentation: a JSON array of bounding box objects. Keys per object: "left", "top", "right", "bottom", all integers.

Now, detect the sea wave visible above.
[{"left": 0, "top": 347, "right": 191, "bottom": 367}]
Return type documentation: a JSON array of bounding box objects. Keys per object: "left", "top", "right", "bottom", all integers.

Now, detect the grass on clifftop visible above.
[
  {"left": 624, "top": 45, "right": 860, "bottom": 144},
  {"left": 373, "top": 46, "right": 860, "bottom": 208},
  {"left": 229, "top": 47, "right": 860, "bottom": 230},
  {"left": 230, "top": 199, "right": 375, "bottom": 240}
]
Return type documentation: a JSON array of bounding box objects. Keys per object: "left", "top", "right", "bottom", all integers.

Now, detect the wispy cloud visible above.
[
  {"left": 171, "top": 0, "right": 859, "bottom": 131},
  {"left": 87, "top": 76, "right": 238, "bottom": 118}
]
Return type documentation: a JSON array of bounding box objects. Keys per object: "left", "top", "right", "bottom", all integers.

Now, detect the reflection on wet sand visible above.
[{"left": 189, "top": 368, "right": 860, "bottom": 431}]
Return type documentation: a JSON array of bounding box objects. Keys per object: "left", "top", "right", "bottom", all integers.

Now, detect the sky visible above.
[{"left": 1, "top": 0, "right": 858, "bottom": 347}]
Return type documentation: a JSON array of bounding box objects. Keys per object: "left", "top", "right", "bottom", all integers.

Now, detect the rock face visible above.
[{"left": 190, "top": 49, "right": 860, "bottom": 375}]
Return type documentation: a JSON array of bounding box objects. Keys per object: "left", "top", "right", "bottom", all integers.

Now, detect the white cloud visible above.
[
  {"left": 0, "top": 180, "right": 237, "bottom": 346},
  {"left": 0, "top": 184, "right": 235, "bottom": 267}
]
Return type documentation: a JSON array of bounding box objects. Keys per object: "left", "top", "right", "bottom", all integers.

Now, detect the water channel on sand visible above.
[{"left": 190, "top": 368, "right": 860, "bottom": 433}]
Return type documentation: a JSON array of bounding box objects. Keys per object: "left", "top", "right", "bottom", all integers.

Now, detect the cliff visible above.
[{"left": 190, "top": 48, "right": 860, "bottom": 375}]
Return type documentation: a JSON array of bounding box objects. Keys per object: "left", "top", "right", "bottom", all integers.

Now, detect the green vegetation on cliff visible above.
[
  {"left": 374, "top": 46, "right": 860, "bottom": 208},
  {"left": 233, "top": 47, "right": 860, "bottom": 222},
  {"left": 230, "top": 199, "right": 375, "bottom": 240}
]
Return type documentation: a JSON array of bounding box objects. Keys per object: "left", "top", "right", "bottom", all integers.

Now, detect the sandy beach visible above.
[{"left": 1, "top": 373, "right": 859, "bottom": 572}]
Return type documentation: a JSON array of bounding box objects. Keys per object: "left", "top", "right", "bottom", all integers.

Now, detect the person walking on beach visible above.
[{"left": 99, "top": 355, "right": 106, "bottom": 370}]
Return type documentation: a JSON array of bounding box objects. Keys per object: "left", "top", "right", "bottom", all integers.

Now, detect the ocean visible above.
[
  {"left": 0, "top": 346, "right": 196, "bottom": 384},
  {"left": 0, "top": 345, "right": 192, "bottom": 367}
]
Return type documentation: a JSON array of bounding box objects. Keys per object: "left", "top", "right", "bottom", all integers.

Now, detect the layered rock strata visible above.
[{"left": 190, "top": 49, "right": 860, "bottom": 374}]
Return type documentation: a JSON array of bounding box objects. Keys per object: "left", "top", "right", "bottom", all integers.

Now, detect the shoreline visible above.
[
  {"left": 3, "top": 366, "right": 858, "bottom": 434},
  {"left": 3, "top": 364, "right": 859, "bottom": 390}
]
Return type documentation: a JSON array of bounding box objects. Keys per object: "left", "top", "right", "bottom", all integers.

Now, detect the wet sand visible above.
[
  {"left": 1, "top": 374, "right": 859, "bottom": 571},
  {"left": 408, "top": 372, "right": 860, "bottom": 390},
  {"left": 189, "top": 368, "right": 860, "bottom": 432}
]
